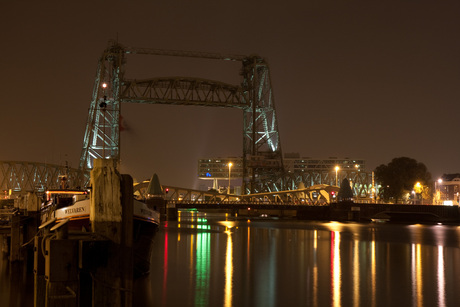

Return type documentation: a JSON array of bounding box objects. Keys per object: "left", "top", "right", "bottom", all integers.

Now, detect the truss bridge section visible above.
[
  {"left": 0, "top": 161, "right": 88, "bottom": 193},
  {"left": 282, "top": 170, "right": 374, "bottom": 200},
  {"left": 121, "top": 77, "right": 246, "bottom": 108}
]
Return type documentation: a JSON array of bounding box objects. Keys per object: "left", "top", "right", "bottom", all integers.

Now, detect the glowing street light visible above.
[
  {"left": 436, "top": 178, "right": 443, "bottom": 205},
  {"left": 228, "top": 162, "right": 233, "bottom": 194},
  {"left": 335, "top": 166, "right": 340, "bottom": 186}
]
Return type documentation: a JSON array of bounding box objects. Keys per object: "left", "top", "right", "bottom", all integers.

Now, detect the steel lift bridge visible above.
[
  {"left": 79, "top": 41, "right": 285, "bottom": 194},
  {"left": 0, "top": 42, "right": 374, "bottom": 199}
]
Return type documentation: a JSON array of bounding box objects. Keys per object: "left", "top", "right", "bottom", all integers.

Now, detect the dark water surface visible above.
[
  {"left": 146, "top": 211, "right": 460, "bottom": 307},
  {"left": 2, "top": 211, "right": 460, "bottom": 306},
  {"left": 0, "top": 254, "right": 34, "bottom": 306}
]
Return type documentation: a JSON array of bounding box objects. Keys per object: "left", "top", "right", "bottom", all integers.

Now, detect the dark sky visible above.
[{"left": 1, "top": 1, "right": 459, "bottom": 189}]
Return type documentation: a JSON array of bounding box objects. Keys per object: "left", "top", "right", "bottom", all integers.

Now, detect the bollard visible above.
[{"left": 90, "top": 158, "right": 132, "bottom": 307}]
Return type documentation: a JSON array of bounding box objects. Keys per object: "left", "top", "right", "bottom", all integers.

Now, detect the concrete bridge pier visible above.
[{"left": 166, "top": 203, "right": 177, "bottom": 221}]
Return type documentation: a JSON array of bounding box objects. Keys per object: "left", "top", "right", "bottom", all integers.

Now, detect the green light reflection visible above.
[{"left": 195, "top": 228, "right": 211, "bottom": 306}]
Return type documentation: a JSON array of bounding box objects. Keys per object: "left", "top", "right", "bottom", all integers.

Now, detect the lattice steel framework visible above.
[
  {"left": 241, "top": 57, "right": 284, "bottom": 193},
  {"left": 79, "top": 41, "right": 284, "bottom": 194},
  {"left": 79, "top": 43, "right": 124, "bottom": 173},
  {"left": 0, "top": 161, "right": 87, "bottom": 192},
  {"left": 282, "top": 170, "right": 375, "bottom": 200}
]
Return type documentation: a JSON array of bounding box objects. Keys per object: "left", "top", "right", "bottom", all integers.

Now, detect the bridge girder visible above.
[
  {"left": 120, "top": 77, "right": 247, "bottom": 108},
  {"left": 281, "top": 170, "right": 375, "bottom": 199},
  {"left": 0, "top": 161, "right": 88, "bottom": 192}
]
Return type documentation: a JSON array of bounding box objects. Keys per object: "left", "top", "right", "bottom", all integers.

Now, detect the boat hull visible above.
[{"left": 43, "top": 198, "right": 160, "bottom": 277}]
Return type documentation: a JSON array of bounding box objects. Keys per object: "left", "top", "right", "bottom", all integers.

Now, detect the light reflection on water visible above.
[
  {"left": 2, "top": 210, "right": 460, "bottom": 307},
  {"left": 437, "top": 245, "right": 445, "bottom": 307},
  {"left": 332, "top": 231, "right": 341, "bottom": 307},
  {"left": 224, "top": 230, "right": 232, "bottom": 307},
  {"left": 149, "top": 210, "right": 460, "bottom": 307}
]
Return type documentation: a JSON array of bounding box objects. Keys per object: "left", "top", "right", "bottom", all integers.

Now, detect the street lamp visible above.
[
  {"left": 436, "top": 178, "right": 443, "bottom": 205},
  {"left": 335, "top": 166, "right": 339, "bottom": 186},
  {"left": 228, "top": 162, "right": 233, "bottom": 194}
]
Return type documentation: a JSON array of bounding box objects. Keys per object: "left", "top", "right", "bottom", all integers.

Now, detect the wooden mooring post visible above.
[{"left": 90, "top": 158, "right": 133, "bottom": 307}]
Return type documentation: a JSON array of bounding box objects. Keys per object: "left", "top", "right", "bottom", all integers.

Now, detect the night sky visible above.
[{"left": 2, "top": 1, "right": 459, "bottom": 189}]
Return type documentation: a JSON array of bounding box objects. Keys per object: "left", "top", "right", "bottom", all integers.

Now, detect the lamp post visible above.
[
  {"left": 335, "top": 166, "right": 339, "bottom": 186},
  {"left": 353, "top": 164, "right": 359, "bottom": 200},
  {"left": 415, "top": 182, "right": 421, "bottom": 204},
  {"left": 436, "top": 178, "right": 443, "bottom": 205},
  {"left": 228, "top": 162, "right": 233, "bottom": 194}
]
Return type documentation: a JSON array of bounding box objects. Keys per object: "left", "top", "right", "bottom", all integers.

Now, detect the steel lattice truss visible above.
[
  {"left": 241, "top": 57, "right": 284, "bottom": 193},
  {"left": 79, "top": 41, "right": 284, "bottom": 194},
  {"left": 282, "top": 170, "right": 375, "bottom": 199},
  {"left": 121, "top": 78, "right": 246, "bottom": 108},
  {"left": 79, "top": 43, "right": 123, "bottom": 172},
  {"left": 0, "top": 161, "right": 88, "bottom": 192}
]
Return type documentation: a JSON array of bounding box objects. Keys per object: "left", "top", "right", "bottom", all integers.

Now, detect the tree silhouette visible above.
[
  {"left": 338, "top": 178, "right": 354, "bottom": 202},
  {"left": 374, "top": 157, "right": 431, "bottom": 203}
]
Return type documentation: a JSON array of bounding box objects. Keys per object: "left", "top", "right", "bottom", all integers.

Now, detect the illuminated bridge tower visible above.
[
  {"left": 241, "top": 57, "right": 284, "bottom": 193},
  {"left": 79, "top": 43, "right": 124, "bottom": 176},
  {"left": 79, "top": 41, "right": 284, "bottom": 194}
]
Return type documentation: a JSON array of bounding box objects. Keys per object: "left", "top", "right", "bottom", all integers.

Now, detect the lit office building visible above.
[
  {"left": 284, "top": 153, "right": 366, "bottom": 173},
  {"left": 197, "top": 157, "right": 243, "bottom": 193},
  {"left": 198, "top": 154, "right": 366, "bottom": 192}
]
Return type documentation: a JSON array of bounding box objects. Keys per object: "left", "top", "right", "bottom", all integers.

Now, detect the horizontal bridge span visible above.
[
  {"left": 121, "top": 77, "right": 248, "bottom": 108},
  {"left": 134, "top": 182, "right": 340, "bottom": 205},
  {"left": 125, "top": 46, "right": 247, "bottom": 62},
  {"left": 0, "top": 161, "right": 88, "bottom": 192}
]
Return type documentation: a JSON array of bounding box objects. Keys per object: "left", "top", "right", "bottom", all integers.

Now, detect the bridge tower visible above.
[
  {"left": 241, "top": 57, "right": 284, "bottom": 193},
  {"left": 79, "top": 43, "right": 124, "bottom": 175},
  {"left": 79, "top": 41, "right": 284, "bottom": 194}
]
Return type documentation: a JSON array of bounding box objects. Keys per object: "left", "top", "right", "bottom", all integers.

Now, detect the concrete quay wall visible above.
[{"left": 175, "top": 202, "right": 460, "bottom": 223}]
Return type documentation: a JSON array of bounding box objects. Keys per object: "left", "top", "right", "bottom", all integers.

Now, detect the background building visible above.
[
  {"left": 197, "top": 157, "right": 243, "bottom": 193},
  {"left": 198, "top": 154, "right": 367, "bottom": 194},
  {"left": 282, "top": 153, "right": 366, "bottom": 174},
  {"left": 437, "top": 174, "right": 460, "bottom": 205}
]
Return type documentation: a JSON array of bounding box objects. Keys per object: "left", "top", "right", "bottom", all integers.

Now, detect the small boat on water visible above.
[{"left": 40, "top": 174, "right": 163, "bottom": 277}]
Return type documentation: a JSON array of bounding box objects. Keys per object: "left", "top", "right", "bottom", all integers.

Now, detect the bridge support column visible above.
[
  {"left": 348, "top": 206, "right": 361, "bottom": 221},
  {"left": 166, "top": 202, "right": 177, "bottom": 221}
]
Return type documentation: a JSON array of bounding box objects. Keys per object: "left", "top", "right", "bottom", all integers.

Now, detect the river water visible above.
[
  {"left": 145, "top": 210, "right": 460, "bottom": 307},
  {"left": 2, "top": 210, "right": 460, "bottom": 306}
]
